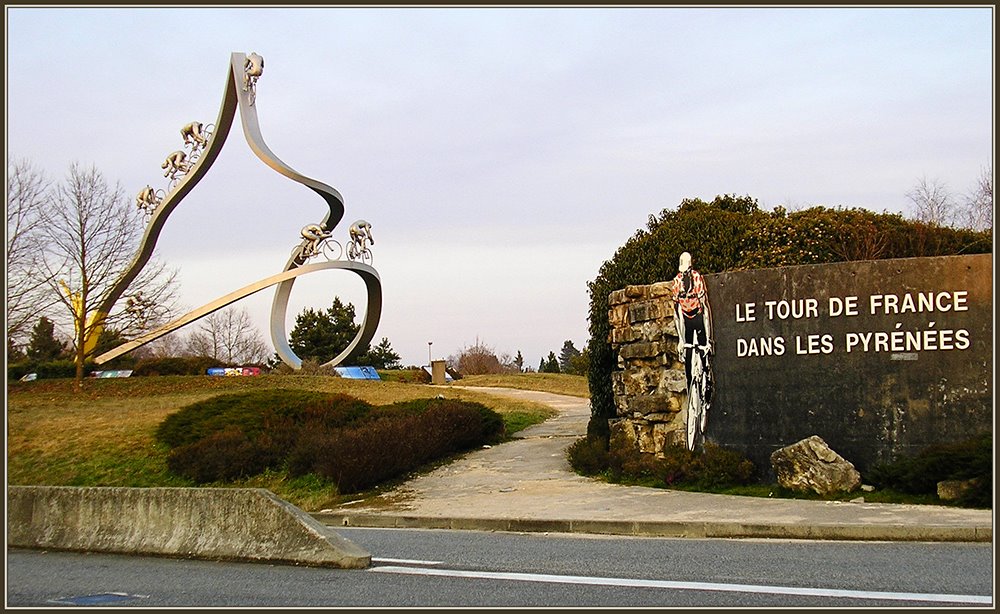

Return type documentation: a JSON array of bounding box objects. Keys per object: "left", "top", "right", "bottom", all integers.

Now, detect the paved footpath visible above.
[{"left": 314, "top": 387, "right": 992, "bottom": 542}]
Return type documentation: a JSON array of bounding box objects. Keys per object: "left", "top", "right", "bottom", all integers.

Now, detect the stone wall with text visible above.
[{"left": 705, "top": 253, "right": 992, "bottom": 476}]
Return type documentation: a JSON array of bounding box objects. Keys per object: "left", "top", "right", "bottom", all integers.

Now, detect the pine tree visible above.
[
  {"left": 288, "top": 297, "right": 361, "bottom": 364},
  {"left": 364, "top": 337, "right": 402, "bottom": 369},
  {"left": 26, "top": 317, "right": 65, "bottom": 361},
  {"left": 541, "top": 351, "right": 561, "bottom": 373},
  {"left": 558, "top": 340, "right": 581, "bottom": 372}
]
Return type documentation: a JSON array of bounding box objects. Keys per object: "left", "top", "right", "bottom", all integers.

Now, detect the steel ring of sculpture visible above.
[{"left": 94, "top": 52, "right": 382, "bottom": 369}]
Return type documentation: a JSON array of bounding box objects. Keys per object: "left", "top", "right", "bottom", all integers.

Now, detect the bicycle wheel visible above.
[
  {"left": 320, "top": 239, "right": 343, "bottom": 261},
  {"left": 687, "top": 350, "right": 704, "bottom": 451}
]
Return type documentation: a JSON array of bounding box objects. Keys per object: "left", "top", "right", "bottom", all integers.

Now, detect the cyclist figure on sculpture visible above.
[{"left": 671, "top": 251, "right": 714, "bottom": 450}]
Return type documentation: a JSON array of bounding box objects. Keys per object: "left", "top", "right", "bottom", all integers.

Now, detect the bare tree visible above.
[
  {"left": 906, "top": 176, "right": 955, "bottom": 227},
  {"left": 185, "top": 306, "right": 271, "bottom": 365},
  {"left": 6, "top": 159, "right": 58, "bottom": 355},
  {"left": 961, "top": 163, "right": 993, "bottom": 232},
  {"left": 133, "top": 328, "right": 189, "bottom": 360},
  {"left": 40, "top": 163, "right": 178, "bottom": 386},
  {"left": 831, "top": 216, "right": 888, "bottom": 262},
  {"left": 449, "top": 338, "right": 504, "bottom": 375}
]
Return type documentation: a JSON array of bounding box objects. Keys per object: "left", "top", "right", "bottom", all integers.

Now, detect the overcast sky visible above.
[{"left": 5, "top": 6, "right": 993, "bottom": 368}]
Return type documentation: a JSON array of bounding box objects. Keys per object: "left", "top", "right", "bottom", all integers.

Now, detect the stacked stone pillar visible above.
[{"left": 607, "top": 282, "right": 689, "bottom": 457}]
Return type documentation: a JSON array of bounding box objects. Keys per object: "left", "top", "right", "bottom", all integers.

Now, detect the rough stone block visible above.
[
  {"left": 644, "top": 412, "right": 673, "bottom": 422},
  {"left": 652, "top": 421, "right": 684, "bottom": 454},
  {"left": 610, "top": 327, "right": 640, "bottom": 345},
  {"left": 770, "top": 436, "right": 862, "bottom": 496},
  {"left": 622, "top": 369, "right": 659, "bottom": 396},
  {"left": 628, "top": 301, "right": 661, "bottom": 324},
  {"left": 608, "top": 305, "right": 630, "bottom": 328},
  {"left": 640, "top": 320, "right": 674, "bottom": 342},
  {"left": 628, "top": 394, "right": 675, "bottom": 416},
  {"left": 937, "top": 479, "right": 980, "bottom": 501},
  {"left": 637, "top": 423, "right": 656, "bottom": 454},
  {"left": 619, "top": 342, "right": 662, "bottom": 360},
  {"left": 610, "top": 419, "right": 639, "bottom": 448},
  {"left": 658, "top": 369, "right": 688, "bottom": 395},
  {"left": 624, "top": 285, "right": 647, "bottom": 299},
  {"left": 611, "top": 372, "right": 625, "bottom": 395},
  {"left": 648, "top": 281, "right": 674, "bottom": 298}
]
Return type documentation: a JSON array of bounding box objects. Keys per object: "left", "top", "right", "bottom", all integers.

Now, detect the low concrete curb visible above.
[
  {"left": 8, "top": 486, "right": 371, "bottom": 568},
  {"left": 315, "top": 512, "right": 992, "bottom": 543}
]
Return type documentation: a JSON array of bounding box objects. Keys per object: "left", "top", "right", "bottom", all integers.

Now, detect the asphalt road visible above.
[{"left": 7, "top": 527, "right": 993, "bottom": 608}]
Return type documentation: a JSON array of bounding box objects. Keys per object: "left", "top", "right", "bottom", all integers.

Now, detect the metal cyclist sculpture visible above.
[{"left": 93, "top": 52, "right": 382, "bottom": 370}]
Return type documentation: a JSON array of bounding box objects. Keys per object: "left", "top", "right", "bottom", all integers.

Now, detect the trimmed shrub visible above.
[
  {"left": 8, "top": 361, "right": 36, "bottom": 381},
  {"left": 157, "top": 391, "right": 504, "bottom": 491},
  {"left": 133, "top": 356, "right": 225, "bottom": 377},
  {"left": 288, "top": 399, "right": 505, "bottom": 493},
  {"left": 8, "top": 359, "right": 79, "bottom": 381},
  {"left": 567, "top": 430, "right": 756, "bottom": 491},
  {"left": 566, "top": 435, "right": 611, "bottom": 476},
  {"left": 274, "top": 358, "right": 338, "bottom": 376},
  {"left": 607, "top": 429, "right": 660, "bottom": 480},
  {"left": 155, "top": 390, "right": 374, "bottom": 449},
  {"left": 166, "top": 426, "right": 284, "bottom": 483},
  {"left": 378, "top": 368, "right": 431, "bottom": 384},
  {"left": 687, "top": 443, "right": 756, "bottom": 489},
  {"left": 866, "top": 432, "right": 991, "bottom": 508}
]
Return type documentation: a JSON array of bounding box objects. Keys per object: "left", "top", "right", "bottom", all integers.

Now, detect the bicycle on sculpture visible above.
[
  {"left": 346, "top": 219, "right": 374, "bottom": 265},
  {"left": 346, "top": 241, "right": 373, "bottom": 265},
  {"left": 292, "top": 223, "right": 343, "bottom": 265}
]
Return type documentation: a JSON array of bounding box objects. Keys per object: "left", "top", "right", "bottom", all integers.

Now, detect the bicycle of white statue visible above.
[{"left": 686, "top": 342, "right": 713, "bottom": 451}]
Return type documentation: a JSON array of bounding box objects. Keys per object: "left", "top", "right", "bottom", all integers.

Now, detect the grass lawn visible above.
[
  {"left": 6, "top": 373, "right": 559, "bottom": 511},
  {"left": 453, "top": 373, "right": 590, "bottom": 397}
]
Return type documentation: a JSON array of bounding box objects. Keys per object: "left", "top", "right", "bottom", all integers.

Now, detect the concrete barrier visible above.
[{"left": 7, "top": 486, "right": 370, "bottom": 568}]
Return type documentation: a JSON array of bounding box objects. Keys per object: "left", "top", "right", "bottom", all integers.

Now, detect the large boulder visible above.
[
  {"left": 937, "top": 478, "right": 980, "bottom": 502},
  {"left": 770, "top": 435, "right": 862, "bottom": 496}
]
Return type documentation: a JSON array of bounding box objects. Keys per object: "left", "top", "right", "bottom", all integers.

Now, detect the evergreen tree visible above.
[
  {"left": 558, "top": 340, "right": 581, "bottom": 373},
  {"left": 8, "top": 337, "right": 26, "bottom": 363},
  {"left": 26, "top": 317, "right": 65, "bottom": 361},
  {"left": 363, "top": 337, "right": 402, "bottom": 369},
  {"left": 567, "top": 347, "right": 590, "bottom": 376},
  {"left": 288, "top": 297, "right": 362, "bottom": 364},
  {"left": 541, "top": 351, "right": 561, "bottom": 373},
  {"left": 514, "top": 350, "right": 524, "bottom": 373}
]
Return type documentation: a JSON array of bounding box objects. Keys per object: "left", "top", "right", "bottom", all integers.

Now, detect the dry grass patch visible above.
[
  {"left": 454, "top": 373, "right": 590, "bottom": 398},
  {"left": 7, "top": 374, "right": 558, "bottom": 505}
]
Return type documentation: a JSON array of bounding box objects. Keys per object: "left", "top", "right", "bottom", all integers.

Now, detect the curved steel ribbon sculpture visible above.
[{"left": 94, "top": 52, "right": 382, "bottom": 369}]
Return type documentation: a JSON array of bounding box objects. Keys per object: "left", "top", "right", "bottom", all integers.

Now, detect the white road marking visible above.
[
  {"left": 371, "top": 557, "right": 443, "bottom": 566},
  {"left": 370, "top": 565, "right": 992, "bottom": 605}
]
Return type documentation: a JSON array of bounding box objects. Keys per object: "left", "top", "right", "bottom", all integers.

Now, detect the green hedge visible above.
[
  {"left": 133, "top": 356, "right": 231, "bottom": 377},
  {"left": 8, "top": 360, "right": 78, "bottom": 381},
  {"left": 567, "top": 433, "right": 755, "bottom": 490},
  {"left": 157, "top": 390, "right": 505, "bottom": 493},
  {"left": 866, "top": 432, "right": 991, "bottom": 508},
  {"left": 156, "top": 390, "right": 373, "bottom": 448}
]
